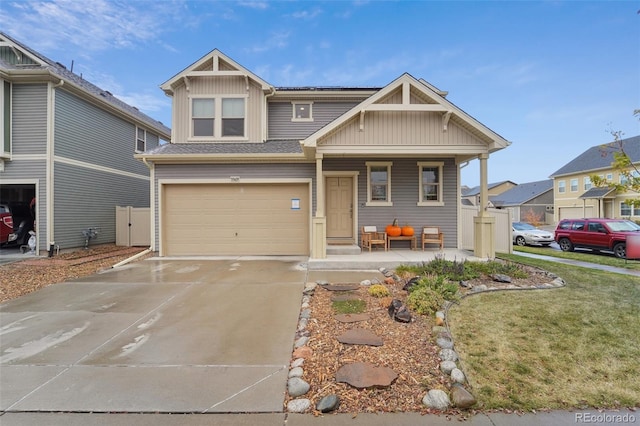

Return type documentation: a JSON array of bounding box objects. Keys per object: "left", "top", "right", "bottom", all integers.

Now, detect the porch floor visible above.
[{"left": 308, "top": 248, "right": 484, "bottom": 270}]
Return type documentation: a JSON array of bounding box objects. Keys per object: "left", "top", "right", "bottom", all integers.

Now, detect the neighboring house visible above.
[
  {"left": 549, "top": 135, "right": 640, "bottom": 221},
  {"left": 490, "top": 179, "right": 554, "bottom": 223},
  {"left": 136, "top": 49, "right": 510, "bottom": 258},
  {"left": 461, "top": 180, "right": 517, "bottom": 206},
  {"left": 0, "top": 32, "right": 171, "bottom": 252}
]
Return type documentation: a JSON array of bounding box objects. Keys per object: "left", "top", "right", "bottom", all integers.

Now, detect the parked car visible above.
[
  {"left": 554, "top": 218, "right": 640, "bottom": 258},
  {"left": 512, "top": 222, "right": 554, "bottom": 247},
  {"left": 0, "top": 203, "right": 17, "bottom": 246}
]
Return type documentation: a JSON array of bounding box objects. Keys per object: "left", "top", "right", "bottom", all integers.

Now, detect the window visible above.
[
  {"left": 366, "top": 161, "right": 392, "bottom": 205},
  {"left": 620, "top": 170, "right": 640, "bottom": 185},
  {"left": 571, "top": 220, "right": 586, "bottom": 231},
  {"left": 292, "top": 102, "right": 313, "bottom": 121},
  {"left": 136, "top": 127, "right": 146, "bottom": 152},
  {"left": 570, "top": 179, "right": 578, "bottom": 192},
  {"left": 620, "top": 202, "right": 640, "bottom": 217},
  {"left": 558, "top": 180, "right": 566, "bottom": 193},
  {"left": 1, "top": 79, "right": 10, "bottom": 157},
  {"left": 606, "top": 173, "right": 613, "bottom": 181},
  {"left": 192, "top": 98, "right": 214, "bottom": 137},
  {"left": 584, "top": 176, "right": 592, "bottom": 191},
  {"left": 222, "top": 98, "right": 245, "bottom": 137},
  {"left": 418, "top": 162, "right": 444, "bottom": 205}
]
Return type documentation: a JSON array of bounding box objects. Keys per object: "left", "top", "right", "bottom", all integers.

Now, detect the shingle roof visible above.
[
  {"left": 549, "top": 135, "right": 640, "bottom": 177},
  {"left": 0, "top": 32, "right": 170, "bottom": 137},
  {"left": 491, "top": 179, "right": 553, "bottom": 206},
  {"left": 462, "top": 181, "right": 516, "bottom": 197},
  {"left": 144, "top": 140, "right": 303, "bottom": 155},
  {"left": 579, "top": 187, "right": 616, "bottom": 199}
]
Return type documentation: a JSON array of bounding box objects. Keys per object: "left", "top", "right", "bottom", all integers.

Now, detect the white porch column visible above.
[
  {"left": 311, "top": 154, "right": 327, "bottom": 259},
  {"left": 474, "top": 153, "right": 495, "bottom": 258}
]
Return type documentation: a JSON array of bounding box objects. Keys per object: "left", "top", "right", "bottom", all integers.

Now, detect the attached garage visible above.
[
  {"left": 559, "top": 206, "right": 594, "bottom": 220},
  {"left": 161, "top": 182, "right": 310, "bottom": 256}
]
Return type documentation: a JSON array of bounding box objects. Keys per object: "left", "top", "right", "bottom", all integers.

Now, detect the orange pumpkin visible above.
[
  {"left": 386, "top": 224, "right": 402, "bottom": 237},
  {"left": 401, "top": 225, "right": 414, "bottom": 237}
]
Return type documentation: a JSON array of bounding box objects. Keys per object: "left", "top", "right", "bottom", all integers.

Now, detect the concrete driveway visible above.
[{"left": 0, "top": 258, "right": 307, "bottom": 414}]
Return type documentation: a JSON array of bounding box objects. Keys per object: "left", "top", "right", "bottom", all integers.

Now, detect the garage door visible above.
[
  {"left": 559, "top": 206, "right": 594, "bottom": 220},
  {"left": 162, "top": 183, "right": 309, "bottom": 256}
]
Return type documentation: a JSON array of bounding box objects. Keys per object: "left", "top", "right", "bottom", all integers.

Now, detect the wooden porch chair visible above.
[
  {"left": 422, "top": 226, "right": 444, "bottom": 250},
  {"left": 361, "top": 226, "right": 387, "bottom": 251}
]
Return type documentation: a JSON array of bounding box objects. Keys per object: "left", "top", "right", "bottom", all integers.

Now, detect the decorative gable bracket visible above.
[{"left": 359, "top": 105, "right": 453, "bottom": 131}]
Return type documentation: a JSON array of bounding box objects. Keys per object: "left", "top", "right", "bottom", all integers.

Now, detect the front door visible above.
[{"left": 326, "top": 177, "right": 353, "bottom": 241}]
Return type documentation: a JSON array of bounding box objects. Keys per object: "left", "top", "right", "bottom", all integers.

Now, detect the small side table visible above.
[{"left": 386, "top": 235, "right": 417, "bottom": 250}]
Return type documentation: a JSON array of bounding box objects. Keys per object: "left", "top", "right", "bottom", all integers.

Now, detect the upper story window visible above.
[
  {"left": 136, "top": 127, "right": 146, "bottom": 152},
  {"left": 418, "top": 162, "right": 444, "bottom": 206},
  {"left": 192, "top": 98, "right": 215, "bottom": 137},
  {"left": 1, "top": 79, "right": 11, "bottom": 158},
  {"left": 292, "top": 102, "right": 313, "bottom": 121},
  {"left": 558, "top": 180, "right": 566, "bottom": 193},
  {"left": 570, "top": 178, "right": 578, "bottom": 192},
  {"left": 191, "top": 96, "right": 246, "bottom": 139},
  {"left": 584, "top": 176, "right": 592, "bottom": 191},
  {"left": 620, "top": 170, "right": 640, "bottom": 185},
  {"left": 366, "top": 161, "right": 392, "bottom": 206}
]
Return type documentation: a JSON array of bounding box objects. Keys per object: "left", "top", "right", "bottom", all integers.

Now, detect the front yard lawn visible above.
[
  {"left": 447, "top": 254, "right": 640, "bottom": 410},
  {"left": 514, "top": 245, "right": 640, "bottom": 271}
]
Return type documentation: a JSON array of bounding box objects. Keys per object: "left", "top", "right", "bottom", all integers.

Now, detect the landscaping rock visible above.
[
  {"left": 388, "top": 299, "right": 412, "bottom": 323},
  {"left": 435, "top": 311, "right": 445, "bottom": 320},
  {"left": 292, "top": 346, "right": 313, "bottom": 359},
  {"left": 440, "top": 360, "right": 457, "bottom": 374},
  {"left": 316, "top": 394, "right": 340, "bottom": 413},
  {"left": 432, "top": 325, "right": 447, "bottom": 334},
  {"left": 402, "top": 276, "right": 421, "bottom": 291},
  {"left": 360, "top": 279, "right": 372, "bottom": 286},
  {"left": 287, "top": 398, "right": 311, "bottom": 413},
  {"left": 289, "top": 367, "right": 303, "bottom": 378},
  {"left": 422, "top": 389, "right": 450, "bottom": 410},
  {"left": 300, "top": 308, "right": 311, "bottom": 319},
  {"left": 303, "top": 282, "right": 317, "bottom": 294},
  {"left": 288, "top": 377, "right": 310, "bottom": 397},
  {"left": 384, "top": 277, "right": 395, "bottom": 285},
  {"left": 325, "top": 283, "right": 360, "bottom": 291},
  {"left": 451, "top": 383, "right": 477, "bottom": 408},
  {"left": 336, "top": 362, "right": 398, "bottom": 389},
  {"left": 334, "top": 313, "right": 370, "bottom": 323},
  {"left": 451, "top": 368, "right": 466, "bottom": 384},
  {"left": 337, "top": 328, "right": 383, "bottom": 346},
  {"left": 491, "top": 273, "right": 512, "bottom": 283},
  {"left": 436, "top": 336, "right": 453, "bottom": 349},
  {"left": 294, "top": 336, "right": 309, "bottom": 348},
  {"left": 297, "top": 318, "right": 308, "bottom": 331},
  {"left": 439, "top": 348, "right": 458, "bottom": 362},
  {"left": 316, "top": 280, "right": 329, "bottom": 286},
  {"left": 291, "top": 358, "right": 304, "bottom": 368}
]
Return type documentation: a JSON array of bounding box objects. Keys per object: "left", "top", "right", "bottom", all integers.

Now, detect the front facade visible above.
[
  {"left": 550, "top": 136, "right": 640, "bottom": 222},
  {"left": 0, "top": 32, "right": 171, "bottom": 251},
  {"left": 138, "top": 49, "right": 510, "bottom": 258}
]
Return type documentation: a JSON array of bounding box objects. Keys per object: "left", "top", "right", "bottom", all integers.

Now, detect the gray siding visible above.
[
  {"left": 53, "top": 162, "right": 150, "bottom": 249},
  {"left": 54, "top": 89, "right": 150, "bottom": 176},
  {"left": 152, "top": 163, "right": 316, "bottom": 249},
  {"left": 268, "top": 101, "right": 359, "bottom": 140},
  {"left": 12, "top": 84, "right": 47, "bottom": 155},
  {"left": 324, "top": 158, "right": 458, "bottom": 248}
]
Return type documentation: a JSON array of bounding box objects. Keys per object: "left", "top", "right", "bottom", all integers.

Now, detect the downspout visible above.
[
  {"left": 263, "top": 86, "right": 276, "bottom": 141},
  {"left": 141, "top": 157, "right": 155, "bottom": 252},
  {"left": 46, "top": 78, "right": 64, "bottom": 254}
]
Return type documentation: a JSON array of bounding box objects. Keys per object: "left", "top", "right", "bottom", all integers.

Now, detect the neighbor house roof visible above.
[
  {"left": 579, "top": 187, "right": 616, "bottom": 199},
  {"left": 0, "top": 32, "right": 170, "bottom": 139},
  {"left": 549, "top": 135, "right": 640, "bottom": 178},
  {"left": 491, "top": 179, "right": 553, "bottom": 207},
  {"left": 462, "top": 181, "right": 517, "bottom": 197}
]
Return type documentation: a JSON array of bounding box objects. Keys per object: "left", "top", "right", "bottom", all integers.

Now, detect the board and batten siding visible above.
[
  {"left": 323, "top": 158, "right": 458, "bottom": 248},
  {"left": 53, "top": 162, "right": 150, "bottom": 249},
  {"left": 268, "top": 101, "right": 360, "bottom": 140},
  {"left": 171, "top": 77, "right": 264, "bottom": 143},
  {"left": 320, "top": 112, "right": 487, "bottom": 149},
  {"left": 54, "top": 89, "right": 150, "bottom": 176},
  {"left": 152, "top": 163, "right": 316, "bottom": 250},
  {"left": 11, "top": 84, "right": 47, "bottom": 155}
]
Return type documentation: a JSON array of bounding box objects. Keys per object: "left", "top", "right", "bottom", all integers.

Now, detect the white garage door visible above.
[
  {"left": 162, "top": 183, "right": 309, "bottom": 256},
  {"left": 559, "top": 206, "right": 594, "bottom": 220}
]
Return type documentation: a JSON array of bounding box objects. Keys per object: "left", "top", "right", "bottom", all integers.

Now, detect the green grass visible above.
[
  {"left": 332, "top": 299, "right": 366, "bottom": 314},
  {"left": 514, "top": 245, "right": 640, "bottom": 271},
  {"left": 447, "top": 254, "right": 640, "bottom": 410}
]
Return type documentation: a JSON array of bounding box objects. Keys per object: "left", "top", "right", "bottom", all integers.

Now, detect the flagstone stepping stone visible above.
[
  {"left": 335, "top": 313, "right": 370, "bottom": 323},
  {"left": 325, "top": 283, "right": 360, "bottom": 291},
  {"left": 331, "top": 294, "right": 361, "bottom": 302},
  {"left": 337, "top": 328, "right": 383, "bottom": 346},
  {"left": 336, "top": 362, "right": 398, "bottom": 388}
]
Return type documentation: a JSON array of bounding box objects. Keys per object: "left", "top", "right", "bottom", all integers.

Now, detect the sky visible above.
[{"left": 1, "top": 0, "right": 638, "bottom": 187}]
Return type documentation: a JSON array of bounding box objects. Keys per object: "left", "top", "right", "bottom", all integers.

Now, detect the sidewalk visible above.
[{"left": 515, "top": 250, "right": 640, "bottom": 276}]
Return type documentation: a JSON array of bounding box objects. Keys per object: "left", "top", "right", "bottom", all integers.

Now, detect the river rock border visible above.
[{"left": 287, "top": 265, "right": 566, "bottom": 413}]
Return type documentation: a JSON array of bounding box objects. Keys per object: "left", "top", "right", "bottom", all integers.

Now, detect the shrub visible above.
[
  {"left": 368, "top": 284, "right": 390, "bottom": 298},
  {"left": 406, "top": 274, "right": 460, "bottom": 316}
]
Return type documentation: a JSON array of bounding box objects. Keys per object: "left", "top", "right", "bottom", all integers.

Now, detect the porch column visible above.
[
  {"left": 474, "top": 153, "right": 495, "bottom": 258},
  {"left": 311, "top": 154, "right": 327, "bottom": 259}
]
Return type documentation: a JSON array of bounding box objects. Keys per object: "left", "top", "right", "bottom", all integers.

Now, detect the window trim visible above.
[
  {"left": 291, "top": 102, "right": 313, "bottom": 122},
  {"left": 190, "top": 96, "right": 215, "bottom": 139},
  {"left": 583, "top": 176, "right": 592, "bottom": 191},
  {"left": 189, "top": 95, "right": 248, "bottom": 141},
  {"left": 221, "top": 97, "right": 246, "bottom": 138},
  {"left": 570, "top": 178, "right": 578, "bottom": 192},
  {"left": 558, "top": 180, "right": 566, "bottom": 193},
  {"left": 417, "top": 161, "right": 444, "bottom": 206},
  {"left": 1, "top": 79, "right": 11, "bottom": 158},
  {"left": 135, "top": 127, "right": 146, "bottom": 153},
  {"left": 366, "top": 161, "right": 392, "bottom": 206}
]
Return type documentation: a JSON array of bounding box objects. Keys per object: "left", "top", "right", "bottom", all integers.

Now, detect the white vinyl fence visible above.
[{"left": 461, "top": 205, "right": 512, "bottom": 254}]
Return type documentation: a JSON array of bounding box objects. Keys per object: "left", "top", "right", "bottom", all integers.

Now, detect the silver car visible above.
[{"left": 512, "top": 222, "right": 554, "bottom": 247}]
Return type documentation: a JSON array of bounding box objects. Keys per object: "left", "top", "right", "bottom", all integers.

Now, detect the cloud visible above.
[
  {"left": 238, "top": 1, "right": 269, "bottom": 10},
  {"left": 290, "top": 8, "right": 323, "bottom": 20},
  {"left": 246, "top": 31, "right": 291, "bottom": 53}
]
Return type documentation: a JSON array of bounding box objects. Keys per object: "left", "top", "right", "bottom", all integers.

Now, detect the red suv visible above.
[
  {"left": 554, "top": 218, "right": 640, "bottom": 258},
  {"left": 0, "top": 203, "right": 17, "bottom": 246}
]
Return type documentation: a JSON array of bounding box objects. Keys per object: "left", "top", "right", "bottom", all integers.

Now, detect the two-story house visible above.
[
  {"left": 550, "top": 135, "right": 640, "bottom": 221},
  {"left": 136, "top": 49, "right": 510, "bottom": 259},
  {"left": 0, "top": 32, "right": 171, "bottom": 252}
]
